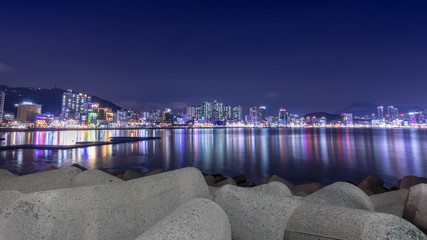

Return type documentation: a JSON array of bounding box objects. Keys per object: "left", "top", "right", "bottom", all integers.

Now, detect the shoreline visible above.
[{"left": 0, "top": 126, "right": 425, "bottom": 132}]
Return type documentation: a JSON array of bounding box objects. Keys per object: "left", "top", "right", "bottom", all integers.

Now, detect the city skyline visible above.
[{"left": 1, "top": 1, "right": 427, "bottom": 114}]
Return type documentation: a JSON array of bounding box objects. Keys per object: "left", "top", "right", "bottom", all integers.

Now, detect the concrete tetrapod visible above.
[
  {"left": 404, "top": 183, "right": 427, "bottom": 234},
  {"left": 0, "top": 190, "right": 24, "bottom": 214},
  {"left": 135, "top": 198, "right": 231, "bottom": 240},
  {"left": 284, "top": 182, "right": 426, "bottom": 239},
  {"left": 213, "top": 184, "right": 302, "bottom": 240},
  {"left": 0, "top": 167, "right": 209, "bottom": 240},
  {"left": 0, "top": 169, "right": 15, "bottom": 181},
  {"left": 303, "top": 182, "right": 374, "bottom": 211},
  {"left": 69, "top": 169, "right": 123, "bottom": 188},
  {"left": 252, "top": 181, "right": 293, "bottom": 198},
  {"left": 0, "top": 166, "right": 82, "bottom": 193},
  {"left": 285, "top": 203, "right": 427, "bottom": 239},
  {"left": 370, "top": 189, "right": 409, "bottom": 217}
]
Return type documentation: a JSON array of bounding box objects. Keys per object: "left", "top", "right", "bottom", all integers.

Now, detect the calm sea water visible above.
[{"left": 1, "top": 128, "right": 426, "bottom": 187}]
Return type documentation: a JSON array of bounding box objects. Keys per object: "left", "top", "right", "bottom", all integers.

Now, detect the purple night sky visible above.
[{"left": 1, "top": 1, "right": 427, "bottom": 114}]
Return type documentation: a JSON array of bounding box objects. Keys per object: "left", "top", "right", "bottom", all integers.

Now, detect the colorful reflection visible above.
[{"left": 1, "top": 128, "right": 427, "bottom": 187}]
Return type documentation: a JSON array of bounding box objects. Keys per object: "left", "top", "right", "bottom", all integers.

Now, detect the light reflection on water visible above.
[{"left": 1, "top": 128, "right": 427, "bottom": 187}]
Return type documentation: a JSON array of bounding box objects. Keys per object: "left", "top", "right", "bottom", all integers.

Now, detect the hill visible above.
[
  {"left": 303, "top": 112, "right": 341, "bottom": 122},
  {"left": 0, "top": 85, "right": 122, "bottom": 116}
]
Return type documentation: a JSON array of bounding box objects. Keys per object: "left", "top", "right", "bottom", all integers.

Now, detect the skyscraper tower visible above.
[
  {"left": 377, "top": 106, "right": 384, "bottom": 120},
  {"left": 233, "top": 105, "right": 242, "bottom": 121},
  {"left": 61, "top": 89, "right": 92, "bottom": 120},
  {"left": 0, "top": 91, "right": 4, "bottom": 123},
  {"left": 279, "top": 108, "right": 288, "bottom": 125}
]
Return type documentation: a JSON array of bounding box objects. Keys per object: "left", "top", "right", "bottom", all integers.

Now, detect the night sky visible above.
[{"left": 1, "top": 1, "right": 427, "bottom": 115}]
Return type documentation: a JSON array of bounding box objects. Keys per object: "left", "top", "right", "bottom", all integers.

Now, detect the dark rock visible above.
[
  {"left": 259, "top": 178, "right": 270, "bottom": 185},
  {"left": 398, "top": 175, "right": 427, "bottom": 190},
  {"left": 43, "top": 166, "right": 58, "bottom": 171},
  {"left": 237, "top": 181, "right": 256, "bottom": 187},
  {"left": 71, "top": 164, "right": 87, "bottom": 171},
  {"left": 145, "top": 169, "right": 164, "bottom": 177},
  {"left": 215, "top": 178, "right": 236, "bottom": 188},
  {"left": 268, "top": 175, "right": 295, "bottom": 192},
  {"left": 232, "top": 175, "right": 246, "bottom": 184},
  {"left": 123, "top": 170, "right": 145, "bottom": 181},
  {"left": 358, "top": 175, "right": 387, "bottom": 195},
  {"left": 389, "top": 186, "right": 398, "bottom": 191},
  {"left": 214, "top": 175, "right": 227, "bottom": 183},
  {"left": 204, "top": 175, "right": 215, "bottom": 186},
  {"left": 293, "top": 183, "right": 323, "bottom": 195}
]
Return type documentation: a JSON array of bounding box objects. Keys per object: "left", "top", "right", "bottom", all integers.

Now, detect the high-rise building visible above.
[
  {"left": 212, "top": 100, "right": 223, "bottom": 121},
  {"left": 341, "top": 113, "right": 353, "bottom": 126},
  {"left": 249, "top": 107, "right": 261, "bottom": 124},
  {"left": 278, "top": 108, "right": 288, "bottom": 125},
  {"left": 387, "top": 106, "right": 398, "bottom": 121},
  {"left": 408, "top": 112, "right": 426, "bottom": 125},
  {"left": 377, "top": 106, "right": 384, "bottom": 120},
  {"left": 161, "top": 108, "right": 173, "bottom": 124},
  {"left": 16, "top": 102, "right": 42, "bottom": 123},
  {"left": 185, "top": 106, "right": 195, "bottom": 118},
  {"left": 0, "top": 91, "right": 5, "bottom": 123},
  {"left": 224, "top": 105, "right": 232, "bottom": 120},
  {"left": 195, "top": 105, "right": 203, "bottom": 120},
  {"left": 203, "top": 102, "right": 213, "bottom": 121},
  {"left": 233, "top": 105, "right": 242, "bottom": 121},
  {"left": 61, "top": 89, "right": 92, "bottom": 120}
]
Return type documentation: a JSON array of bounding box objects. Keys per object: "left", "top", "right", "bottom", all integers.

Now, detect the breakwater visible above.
[{"left": 0, "top": 165, "right": 426, "bottom": 239}]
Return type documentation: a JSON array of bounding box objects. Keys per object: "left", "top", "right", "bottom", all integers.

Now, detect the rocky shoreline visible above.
[{"left": 0, "top": 165, "right": 426, "bottom": 239}]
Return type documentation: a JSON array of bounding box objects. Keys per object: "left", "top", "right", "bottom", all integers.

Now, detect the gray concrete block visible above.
[
  {"left": 303, "top": 182, "right": 374, "bottom": 211},
  {"left": 0, "top": 190, "right": 24, "bottom": 214},
  {"left": 370, "top": 189, "right": 409, "bottom": 217},
  {"left": 69, "top": 169, "right": 123, "bottom": 188},
  {"left": 0, "top": 167, "right": 209, "bottom": 240},
  {"left": 268, "top": 175, "right": 295, "bottom": 192},
  {"left": 135, "top": 198, "right": 231, "bottom": 240},
  {"left": 293, "top": 183, "right": 323, "bottom": 195},
  {"left": 122, "top": 169, "right": 145, "bottom": 181},
  {"left": 213, "top": 184, "right": 301, "bottom": 240},
  {"left": 0, "top": 166, "right": 82, "bottom": 193},
  {"left": 399, "top": 175, "right": 427, "bottom": 190},
  {"left": 215, "top": 178, "right": 236, "bottom": 187},
  {"left": 208, "top": 186, "right": 219, "bottom": 198},
  {"left": 404, "top": 183, "right": 427, "bottom": 233},
  {"left": 253, "top": 181, "right": 292, "bottom": 198},
  {"left": 0, "top": 169, "right": 15, "bottom": 181},
  {"left": 285, "top": 203, "right": 426, "bottom": 239}
]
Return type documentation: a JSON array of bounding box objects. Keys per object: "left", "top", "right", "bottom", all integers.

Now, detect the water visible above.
[{"left": 1, "top": 128, "right": 426, "bottom": 187}]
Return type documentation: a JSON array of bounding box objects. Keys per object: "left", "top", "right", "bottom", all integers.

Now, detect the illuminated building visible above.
[
  {"left": 61, "top": 89, "right": 92, "bottom": 120},
  {"left": 195, "top": 106, "right": 203, "bottom": 120},
  {"left": 278, "top": 108, "right": 288, "bottom": 125},
  {"left": 97, "top": 107, "right": 114, "bottom": 122},
  {"left": 224, "top": 105, "right": 232, "bottom": 120},
  {"left": 16, "top": 102, "right": 42, "bottom": 123},
  {"left": 249, "top": 106, "right": 266, "bottom": 124},
  {"left": 212, "top": 100, "right": 223, "bottom": 121},
  {"left": 341, "top": 113, "right": 353, "bottom": 126},
  {"left": 377, "top": 106, "right": 384, "bottom": 120},
  {"left": 233, "top": 105, "right": 242, "bottom": 121},
  {"left": 408, "top": 112, "right": 426, "bottom": 126},
  {"left": 87, "top": 112, "right": 98, "bottom": 125},
  {"left": 386, "top": 106, "right": 398, "bottom": 121},
  {"left": 161, "top": 108, "right": 173, "bottom": 124},
  {"left": 185, "top": 106, "right": 195, "bottom": 118},
  {"left": 203, "top": 102, "right": 213, "bottom": 121},
  {"left": 0, "top": 91, "right": 4, "bottom": 123}
]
